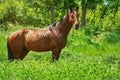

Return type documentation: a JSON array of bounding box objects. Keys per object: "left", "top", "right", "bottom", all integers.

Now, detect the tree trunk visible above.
[
  {"left": 50, "top": 0, "right": 54, "bottom": 24},
  {"left": 81, "top": 0, "right": 86, "bottom": 27}
]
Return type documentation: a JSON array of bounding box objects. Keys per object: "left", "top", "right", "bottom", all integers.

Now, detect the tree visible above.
[
  {"left": 81, "top": 0, "right": 87, "bottom": 27},
  {"left": 81, "top": 0, "right": 104, "bottom": 27},
  {"left": 106, "top": 0, "right": 120, "bottom": 24}
]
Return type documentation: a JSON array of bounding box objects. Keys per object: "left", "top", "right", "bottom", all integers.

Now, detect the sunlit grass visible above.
[{"left": 0, "top": 27, "right": 120, "bottom": 79}]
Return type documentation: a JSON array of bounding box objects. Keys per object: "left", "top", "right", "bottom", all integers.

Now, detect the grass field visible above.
[{"left": 0, "top": 27, "right": 120, "bottom": 80}]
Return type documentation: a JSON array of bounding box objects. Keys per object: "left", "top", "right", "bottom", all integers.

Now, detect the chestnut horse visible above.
[{"left": 7, "top": 7, "right": 79, "bottom": 61}]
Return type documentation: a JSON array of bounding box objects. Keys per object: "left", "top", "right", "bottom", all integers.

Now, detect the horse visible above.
[{"left": 7, "top": 6, "right": 79, "bottom": 61}]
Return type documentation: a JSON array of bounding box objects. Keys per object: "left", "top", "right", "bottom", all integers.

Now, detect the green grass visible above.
[{"left": 0, "top": 28, "right": 120, "bottom": 80}]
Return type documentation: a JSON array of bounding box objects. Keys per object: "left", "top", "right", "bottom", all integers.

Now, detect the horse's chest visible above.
[{"left": 56, "top": 37, "right": 67, "bottom": 48}]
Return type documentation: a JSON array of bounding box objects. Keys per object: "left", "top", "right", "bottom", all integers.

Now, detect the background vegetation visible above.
[{"left": 0, "top": 0, "right": 120, "bottom": 80}]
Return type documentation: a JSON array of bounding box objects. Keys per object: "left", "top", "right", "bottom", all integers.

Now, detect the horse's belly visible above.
[
  {"left": 25, "top": 37, "right": 67, "bottom": 52},
  {"left": 25, "top": 41, "right": 56, "bottom": 52},
  {"left": 31, "top": 45, "right": 54, "bottom": 52}
]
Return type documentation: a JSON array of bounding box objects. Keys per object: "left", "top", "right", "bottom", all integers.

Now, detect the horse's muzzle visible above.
[{"left": 75, "top": 24, "right": 79, "bottom": 30}]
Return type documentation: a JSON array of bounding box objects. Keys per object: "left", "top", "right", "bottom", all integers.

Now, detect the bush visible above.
[{"left": 0, "top": 0, "right": 51, "bottom": 29}]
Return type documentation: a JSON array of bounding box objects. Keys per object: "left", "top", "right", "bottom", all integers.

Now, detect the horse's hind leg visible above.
[
  {"left": 9, "top": 40, "right": 28, "bottom": 60},
  {"left": 12, "top": 47, "right": 29, "bottom": 60},
  {"left": 20, "top": 48, "right": 29, "bottom": 60}
]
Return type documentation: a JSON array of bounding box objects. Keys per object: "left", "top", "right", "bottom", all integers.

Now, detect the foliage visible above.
[
  {"left": 0, "top": 0, "right": 80, "bottom": 28},
  {"left": 0, "top": 0, "right": 50, "bottom": 28},
  {"left": 85, "top": 4, "right": 120, "bottom": 44}
]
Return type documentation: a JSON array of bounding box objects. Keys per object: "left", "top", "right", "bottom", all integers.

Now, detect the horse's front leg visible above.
[{"left": 52, "top": 48, "right": 61, "bottom": 61}]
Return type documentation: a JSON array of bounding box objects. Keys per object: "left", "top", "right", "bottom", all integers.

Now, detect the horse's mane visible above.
[
  {"left": 51, "top": 14, "right": 67, "bottom": 27},
  {"left": 51, "top": 22, "right": 57, "bottom": 27}
]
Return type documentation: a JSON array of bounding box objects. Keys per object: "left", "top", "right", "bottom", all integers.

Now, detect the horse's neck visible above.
[{"left": 55, "top": 15, "right": 73, "bottom": 37}]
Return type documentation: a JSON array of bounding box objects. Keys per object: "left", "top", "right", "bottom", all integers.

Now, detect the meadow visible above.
[
  {"left": 0, "top": 26, "right": 120, "bottom": 80},
  {"left": 0, "top": 0, "right": 120, "bottom": 79}
]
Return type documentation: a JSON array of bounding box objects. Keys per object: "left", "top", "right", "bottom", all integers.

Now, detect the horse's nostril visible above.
[{"left": 75, "top": 24, "right": 79, "bottom": 30}]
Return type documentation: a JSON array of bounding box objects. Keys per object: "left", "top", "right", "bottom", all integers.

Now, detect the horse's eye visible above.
[{"left": 71, "top": 15, "right": 75, "bottom": 20}]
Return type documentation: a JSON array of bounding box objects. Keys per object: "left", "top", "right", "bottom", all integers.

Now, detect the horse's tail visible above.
[{"left": 7, "top": 37, "right": 14, "bottom": 60}]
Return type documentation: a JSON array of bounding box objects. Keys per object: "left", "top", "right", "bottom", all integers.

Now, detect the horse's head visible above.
[{"left": 69, "top": 6, "right": 79, "bottom": 30}]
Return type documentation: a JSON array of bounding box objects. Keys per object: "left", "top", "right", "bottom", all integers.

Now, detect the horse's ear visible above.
[
  {"left": 70, "top": 6, "right": 73, "bottom": 12},
  {"left": 76, "top": 6, "right": 79, "bottom": 10}
]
